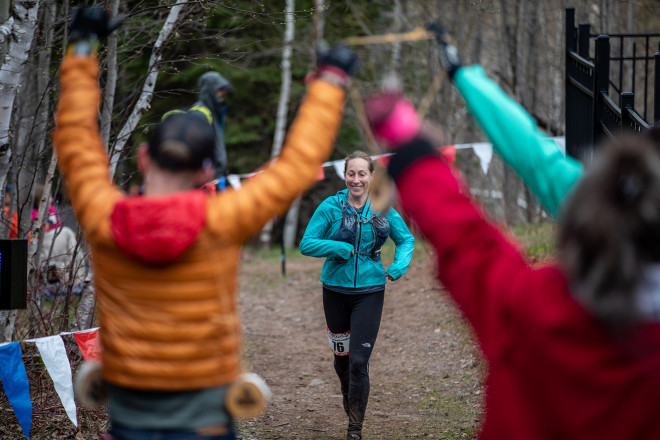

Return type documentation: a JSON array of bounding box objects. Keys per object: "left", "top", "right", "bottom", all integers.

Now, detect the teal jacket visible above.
[
  {"left": 300, "top": 189, "right": 415, "bottom": 289},
  {"left": 453, "top": 65, "right": 584, "bottom": 218}
]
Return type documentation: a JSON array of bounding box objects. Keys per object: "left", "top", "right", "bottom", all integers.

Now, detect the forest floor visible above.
[
  {"left": 0, "top": 223, "right": 557, "bottom": 440},
  {"left": 236, "top": 240, "right": 484, "bottom": 440}
]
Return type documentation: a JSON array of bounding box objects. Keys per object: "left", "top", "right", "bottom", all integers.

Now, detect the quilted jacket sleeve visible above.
[
  {"left": 52, "top": 56, "right": 122, "bottom": 243},
  {"left": 207, "top": 80, "right": 346, "bottom": 242}
]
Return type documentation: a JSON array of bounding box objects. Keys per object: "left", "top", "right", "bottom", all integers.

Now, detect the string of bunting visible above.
[
  {"left": 216, "top": 137, "right": 566, "bottom": 189},
  {"left": 0, "top": 327, "right": 101, "bottom": 439}
]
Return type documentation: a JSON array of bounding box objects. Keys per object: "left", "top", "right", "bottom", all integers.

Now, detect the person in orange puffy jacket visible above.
[{"left": 55, "top": 7, "right": 359, "bottom": 440}]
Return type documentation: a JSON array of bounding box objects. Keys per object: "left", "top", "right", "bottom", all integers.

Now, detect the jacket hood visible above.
[
  {"left": 110, "top": 190, "right": 207, "bottom": 265},
  {"left": 198, "top": 71, "right": 232, "bottom": 111}
]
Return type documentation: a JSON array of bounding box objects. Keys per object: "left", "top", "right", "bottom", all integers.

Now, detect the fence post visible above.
[
  {"left": 578, "top": 23, "right": 591, "bottom": 58},
  {"left": 566, "top": 8, "right": 576, "bottom": 52},
  {"left": 655, "top": 52, "right": 660, "bottom": 123},
  {"left": 621, "top": 92, "right": 635, "bottom": 132},
  {"left": 566, "top": 8, "right": 576, "bottom": 157},
  {"left": 594, "top": 35, "right": 610, "bottom": 146}
]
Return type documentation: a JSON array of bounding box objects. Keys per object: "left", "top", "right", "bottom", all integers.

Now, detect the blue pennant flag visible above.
[{"left": 0, "top": 342, "right": 32, "bottom": 439}]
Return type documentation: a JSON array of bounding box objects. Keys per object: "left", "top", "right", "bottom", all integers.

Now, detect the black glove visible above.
[
  {"left": 317, "top": 43, "right": 360, "bottom": 79},
  {"left": 427, "top": 23, "right": 462, "bottom": 79},
  {"left": 70, "top": 6, "right": 122, "bottom": 42}
]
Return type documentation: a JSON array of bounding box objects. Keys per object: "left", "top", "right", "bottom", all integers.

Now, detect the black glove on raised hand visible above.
[
  {"left": 311, "top": 43, "right": 359, "bottom": 87},
  {"left": 427, "top": 23, "right": 462, "bottom": 79},
  {"left": 70, "top": 6, "right": 122, "bottom": 42},
  {"left": 318, "top": 43, "right": 360, "bottom": 77}
]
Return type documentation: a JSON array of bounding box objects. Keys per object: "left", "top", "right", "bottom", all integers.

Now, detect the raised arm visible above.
[
  {"left": 388, "top": 140, "right": 539, "bottom": 357},
  {"left": 207, "top": 46, "right": 359, "bottom": 243},
  {"left": 428, "top": 24, "right": 583, "bottom": 218},
  {"left": 453, "top": 66, "right": 583, "bottom": 217},
  {"left": 52, "top": 9, "right": 123, "bottom": 242}
]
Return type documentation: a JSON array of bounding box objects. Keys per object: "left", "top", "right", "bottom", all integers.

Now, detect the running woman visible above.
[{"left": 299, "top": 151, "right": 415, "bottom": 440}]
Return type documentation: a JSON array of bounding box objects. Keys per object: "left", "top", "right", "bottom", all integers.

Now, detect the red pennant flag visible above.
[
  {"left": 73, "top": 330, "right": 102, "bottom": 362},
  {"left": 315, "top": 165, "right": 325, "bottom": 181},
  {"left": 439, "top": 145, "right": 456, "bottom": 163},
  {"left": 376, "top": 155, "right": 391, "bottom": 167}
]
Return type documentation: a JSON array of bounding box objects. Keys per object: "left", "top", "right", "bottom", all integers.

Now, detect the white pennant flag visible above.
[
  {"left": 227, "top": 174, "right": 242, "bottom": 189},
  {"left": 35, "top": 336, "right": 77, "bottom": 427},
  {"left": 333, "top": 160, "right": 345, "bottom": 180},
  {"left": 472, "top": 142, "right": 494, "bottom": 175}
]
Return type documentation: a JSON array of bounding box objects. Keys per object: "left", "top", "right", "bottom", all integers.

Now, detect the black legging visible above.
[{"left": 323, "top": 286, "right": 385, "bottom": 435}]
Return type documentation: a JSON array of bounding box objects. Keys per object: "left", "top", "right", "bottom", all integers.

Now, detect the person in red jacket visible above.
[{"left": 364, "top": 50, "right": 660, "bottom": 440}]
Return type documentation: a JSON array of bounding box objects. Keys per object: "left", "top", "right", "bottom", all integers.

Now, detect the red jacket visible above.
[{"left": 390, "top": 141, "right": 660, "bottom": 439}]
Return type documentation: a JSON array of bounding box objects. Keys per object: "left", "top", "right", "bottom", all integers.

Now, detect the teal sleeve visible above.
[
  {"left": 453, "top": 65, "right": 584, "bottom": 218},
  {"left": 299, "top": 201, "right": 353, "bottom": 259},
  {"left": 385, "top": 208, "right": 415, "bottom": 281}
]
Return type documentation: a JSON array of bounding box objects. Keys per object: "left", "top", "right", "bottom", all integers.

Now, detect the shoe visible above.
[{"left": 347, "top": 432, "right": 362, "bottom": 440}]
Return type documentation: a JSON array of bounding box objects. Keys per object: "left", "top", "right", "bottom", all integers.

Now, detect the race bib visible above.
[{"left": 328, "top": 329, "right": 350, "bottom": 356}]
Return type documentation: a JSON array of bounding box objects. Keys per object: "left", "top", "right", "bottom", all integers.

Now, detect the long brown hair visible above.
[{"left": 559, "top": 135, "right": 660, "bottom": 332}]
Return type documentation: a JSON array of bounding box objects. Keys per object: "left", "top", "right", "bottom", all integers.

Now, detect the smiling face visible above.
[{"left": 344, "top": 157, "right": 374, "bottom": 203}]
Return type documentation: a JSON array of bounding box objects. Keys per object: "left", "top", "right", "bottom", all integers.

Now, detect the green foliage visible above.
[
  {"left": 106, "top": 0, "right": 391, "bottom": 180},
  {"left": 511, "top": 222, "right": 558, "bottom": 262}
]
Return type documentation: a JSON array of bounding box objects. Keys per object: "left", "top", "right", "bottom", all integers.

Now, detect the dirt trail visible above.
[{"left": 237, "top": 245, "right": 484, "bottom": 440}]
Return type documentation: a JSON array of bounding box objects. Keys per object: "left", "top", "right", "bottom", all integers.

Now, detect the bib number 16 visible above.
[{"left": 328, "top": 329, "right": 350, "bottom": 356}]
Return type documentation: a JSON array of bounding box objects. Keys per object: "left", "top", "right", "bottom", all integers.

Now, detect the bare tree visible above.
[
  {"left": 280, "top": 0, "right": 300, "bottom": 250},
  {"left": 0, "top": 0, "right": 41, "bottom": 342},
  {"left": 0, "top": 0, "right": 41, "bottom": 196},
  {"left": 100, "top": 0, "right": 121, "bottom": 146},
  {"left": 108, "top": 0, "right": 187, "bottom": 177},
  {"left": 260, "top": 0, "right": 300, "bottom": 250}
]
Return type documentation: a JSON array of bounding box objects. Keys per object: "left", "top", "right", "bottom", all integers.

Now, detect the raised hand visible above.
[
  {"left": 70, "top": 6, "right": 123, "bottom": 42},
  {"left": 427, "top": 23, "right": 462, "bottom": 79}
]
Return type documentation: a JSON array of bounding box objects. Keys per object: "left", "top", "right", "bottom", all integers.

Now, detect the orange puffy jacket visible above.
[{"left": 53, "top": 56, "right": 345, "bottom": 390}]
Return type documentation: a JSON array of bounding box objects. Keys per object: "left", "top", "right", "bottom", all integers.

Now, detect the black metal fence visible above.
[{"left": 565, "top": 7, "right": 660, "bottom": 160}]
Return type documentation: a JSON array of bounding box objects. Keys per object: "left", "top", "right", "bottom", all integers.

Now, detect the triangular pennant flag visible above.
[
  {"left": 333, "top": 160, "right": 345, "bottom": 179},
  {"left": 35, "top": 336, "right": 77, "bottom": 427},
  {"left": 315, "top": 165, "right": 325, "bottom": 181},
  {"left": 0, "top": 342, "right": 32, "bottom": 439},
  {"left": 472, "top": 142, "right": 494, "bottom": 175},
  {"left": 73, "top": 329, "right": 101, "bottom": 362},
  {"left": 439, "top": 145, "right": 456, "bottom": 164},
  {"left": 227, "top": 174, "right": 242, "bottom": 189},
  {"left": 376, "top": 155, "right": 391, "bottom": 167},
  {"left": 553, "top": 136, "right": 566, "bottom": 155}
]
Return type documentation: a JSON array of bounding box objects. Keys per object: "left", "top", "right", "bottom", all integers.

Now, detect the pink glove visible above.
[{"left": 364, "top": 92, "right": 421, "bottom": 150}]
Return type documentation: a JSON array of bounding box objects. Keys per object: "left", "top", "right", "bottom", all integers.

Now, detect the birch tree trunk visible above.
[
  {"left": 0, "top": 0, "right": 40, "bottom": 342},
  {"left": 260, "top": 0, "right": 296, "bottom": 249},
  {"left": 100, "top": 0, "right": 120, "bottom": 146},
  {"left": 108, "top": 0, "right": 186, "bottom": 177},
  {"left": 0, "top": 0, "right": 11, "bottom": 59},
  {"left": 278, "top": 0, "right": 297, "bottom": 247},
  {"left": 0, "top": 0, "right": 40, "bottom": 197},
  {"left": 283, "top": 0, "right": 325, "bottom": 249}
]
